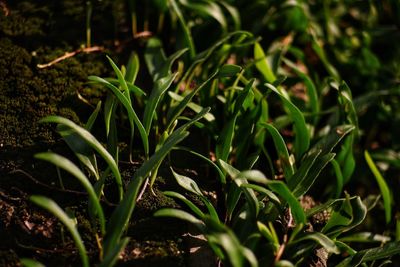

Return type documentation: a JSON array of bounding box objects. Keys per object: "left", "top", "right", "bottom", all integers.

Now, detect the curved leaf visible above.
[
  {"left": 266, "top": 83, "right": 310, "bottom": 159},
  {"left": 39, "top": 116, "right": 123, "bottom": 201},
  {"left": 260, "top": 122, "right": 294, "bottom": 180},
  {"left": 30, "top": 196, "right": 89, "bottom": 267},
  {"left": 34, "top": 152, "right": 106, "bottom": 235}
]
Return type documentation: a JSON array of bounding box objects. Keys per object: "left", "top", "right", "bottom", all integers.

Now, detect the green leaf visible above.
[
  {"left": 311, "top": 39, "right": 339, "bottom": 79},
  {"left": 100, "top": 238, "right": 129, "bottom": 267},
  {"left": 219, "top": 1, "right": 240, "bottom": 30},
  {"left": 365, "top": 150, "right": 392, "bottom": 223},
  {"left": 125, "top": 52, "right": 139, "bottom": 84},
  {"left": 266, "top": 84, "right": 310, "bottom": 159},
  {"left": 267, "top": 181, "right": 306, "bottom": 224},
  {"left": 218, "top": 64, "right": 242, "bottom": 78},
  {"left": 39, "top": 116, "right": 123, "bottom": 201},
  {"left": 218, "top": 160, "right": 247, "bottom": 219},
  {"left": 154, "top": 208, "right": 205, "bottom": 228},
  {"left": 30, "top": 196, "right": 89, "bottom": 267},
  {"left": 242, "top": 184, "right": 281, "bottom": 206},
  {"left": 34, "top": 152, "right": 106, "bottom": 235},
  {"left": 216, "top": 79, "right": 254, "bottom": 162},
  {"left": 163, "top": 191, "right": 205, "bottom": 219},
  {"left": 322, "top": 195, "right": 367, "bottom": 238},
  {"left": 204, "top": 217, "right": 258, "bottom": 267},
  {"left": 180, "top": 0, "right": 228, "bottom": 31},
  {"left": 185, "top": 31, "right": 252, "bottom": 79},
  {"left": 292, "top": 152, "right": 335, "bottom": 198},
  {"left": 143, "top": 73, "right": 177, "bottom": 135},
  {"left": 282, "top": 59, "right": 319, "bottom": 125},
  {"left": 57, "top": 124, "right": 99, "bottom": 181},
  {"left": 292, "top": 232, "right": 340, "bottom": 254},
  {"left": 169, "top": 0, "right": 196, "bottom": 58},
  {"left": 145, "top": 38, "right": 187, "bottom": 81},
  {"left": 257, "top": 221, "right": 279, "bottom": 245},
  {"left": 105, "top": 78, "right": 146, "bottom": 96},
  {"left": 88, "top": 75, "right": 149, "bottom": 157},
  {"left": 85, "top": 101, "right": 102, "bottom": 131},
  {"left": 331, "top": 159, "right": 344, "bottom": 198},
  {"left": 216, "top": 116, "right": 237, "bottom": 162},
  {"left": 106, "top": 55, "right": 129, "bottom": 94},
  {"left": 236, "top": 170, "right": 269, "bottom": 185},
  {"left": 254, "top": 42, "right": 276, "bottom": 83},
  {"left": 233, "top": 79, "right": 255, "bottom": 115},
  {"left": 104, "top": 93, "right": 117, "bottom": 137},
  {"left": 20, "top": 259, "right": 45, "bottom": 267},
  {"left": 288, "top": 125, "right": 354, "bottom": 197},
  {"left": 311, "top": 125, "right": 355, "bottom": 154},
  {"left": 339, "top": 232, "right": 391, "bottom": 243},
  {"left": 274, "top": 260, "right": 294, "bottom": 267},
  {"left": 336, "top": 81, "right": 358, "bottom": 183},
  {"left": 166, "top": 71, "right": 218, "bottom": 132},
  {"left": 260, "top": 122, "right": 294, "bottom": 180},
  {"left": 336, "top": 241, "right": 400, "bottom": 267},
  {"left": 170, "top": 167, "right": 204, "bottom": 196},
  {"left": 305, "top": 196, "right": 357, "bottom": 217},
  {"left": 172, "top": 146, "right": 224, "bottom": 183},
  {"left": 168, "top": 91, "right": 215, "bottom": 122}
]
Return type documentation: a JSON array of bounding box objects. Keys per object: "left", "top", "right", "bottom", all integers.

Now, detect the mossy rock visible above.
[{"left": 0, "top": 37, "right": 107, "bottom": 150}]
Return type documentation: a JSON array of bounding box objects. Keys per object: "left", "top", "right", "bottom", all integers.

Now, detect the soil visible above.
[{"left": 0, "top": 1, "right": 208, "bottom": 266}]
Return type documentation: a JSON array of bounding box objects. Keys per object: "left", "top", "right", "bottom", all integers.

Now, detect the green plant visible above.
[{"left": 16, "top": 1, "right": 400, "bottom": 265}]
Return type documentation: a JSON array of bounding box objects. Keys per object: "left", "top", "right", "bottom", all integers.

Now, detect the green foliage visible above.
[{"left": 16, "top": 0, "right": 400, "bottom": 265}]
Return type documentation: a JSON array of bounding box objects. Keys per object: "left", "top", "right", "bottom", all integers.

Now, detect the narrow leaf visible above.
[
  {"left": 267, "top": 181, "right": 306, "bottom": 224},
  {"left": 34, "top": 152, "right": 105, "bottom": 235},
  {"left": 260, "top": 122, "right": 294, "bottom": 180},
  {"left": 266, "top": 83, "right": 310, "bottom": 159},
  {"left": 365, "top": 150, "right": 392, "bottom": 223},
  {"left": 40, "top": 116, "right": 123, "bottom": 201},
  {"left": 30, "top": 196, "right": 89, "bottom": 267}
]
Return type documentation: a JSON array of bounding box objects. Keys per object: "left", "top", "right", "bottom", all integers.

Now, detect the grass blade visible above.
[
  {"left": 100, "top": 237, "right": 129, "bottom": 267},
  {"left": 292, "top": 232, "right": 340, "bottom": 254},
  {"left": 34, "top": 152, "right": 106, "bottom": 235},
  {"left": 365, "top": 150, "right": 392, "bottom": 223},
  {"left": 30, "top": 196, "right": 89, "bottom": 267},
  {"left": 39, "top": 116, "right": 124, "bottom": 201},
  {"left": 125, "top": 52, "right": 139, "bottom": 84},
  {"left": 20, "top": 259, "right": 45, "bottom": 267},
  {"left": 267, "top": 181, "right": 306, "bottom": 224},
  {"left": 163, "top": 191, "right": 205, "bottom": 219},
  {"left": 260, "top": 122, "right": 294, "bottom": 181},
  {"left": 106, "top": 55, "right": 129, "bottom": 94},
  {"left": 166, "top": 71, "right": 218, "bottom": 132},
  {"left": 88, "top": 75, "right": 149, "bottom": 157},
  {"left": 85, "top": 100, "right": 102, "bottom": 131},
  {"left": 170, "top": 167, "right": 203, "bottom": 196},
  {"left": 169, "top": 0, "right": 196, "bottom": 58},
  {"left": 143, "top": 73, "right": 177, "bottom": 135},
  {"left": 266, "top": 83, "right": 310, "bottom": 159},
  {"left": 292, "top": 153, "right": 335, "bottom": 198},
  {"left": 168, "top": 92, "right": 216, "bottom": 122},
  {"left": 254, "top": 42, "right": 276, "bottom": 83}
]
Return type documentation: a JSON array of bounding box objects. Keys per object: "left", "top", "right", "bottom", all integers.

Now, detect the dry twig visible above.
[{"left": 37, "top": 46, "right": 104, "bottom": 69}]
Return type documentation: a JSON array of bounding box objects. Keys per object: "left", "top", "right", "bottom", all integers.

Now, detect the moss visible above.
[
  {"left": 119, "top": 239, "right": 186, "bottom": 267},
  {"left": 0, "top": 249, "right": 19, "bottom": 266},
  {"left": 0, "top": 38, "right": 107, "bottom": 150},
  {"left": 0, "top": 1, "right": 49, "bottom": 38}
]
